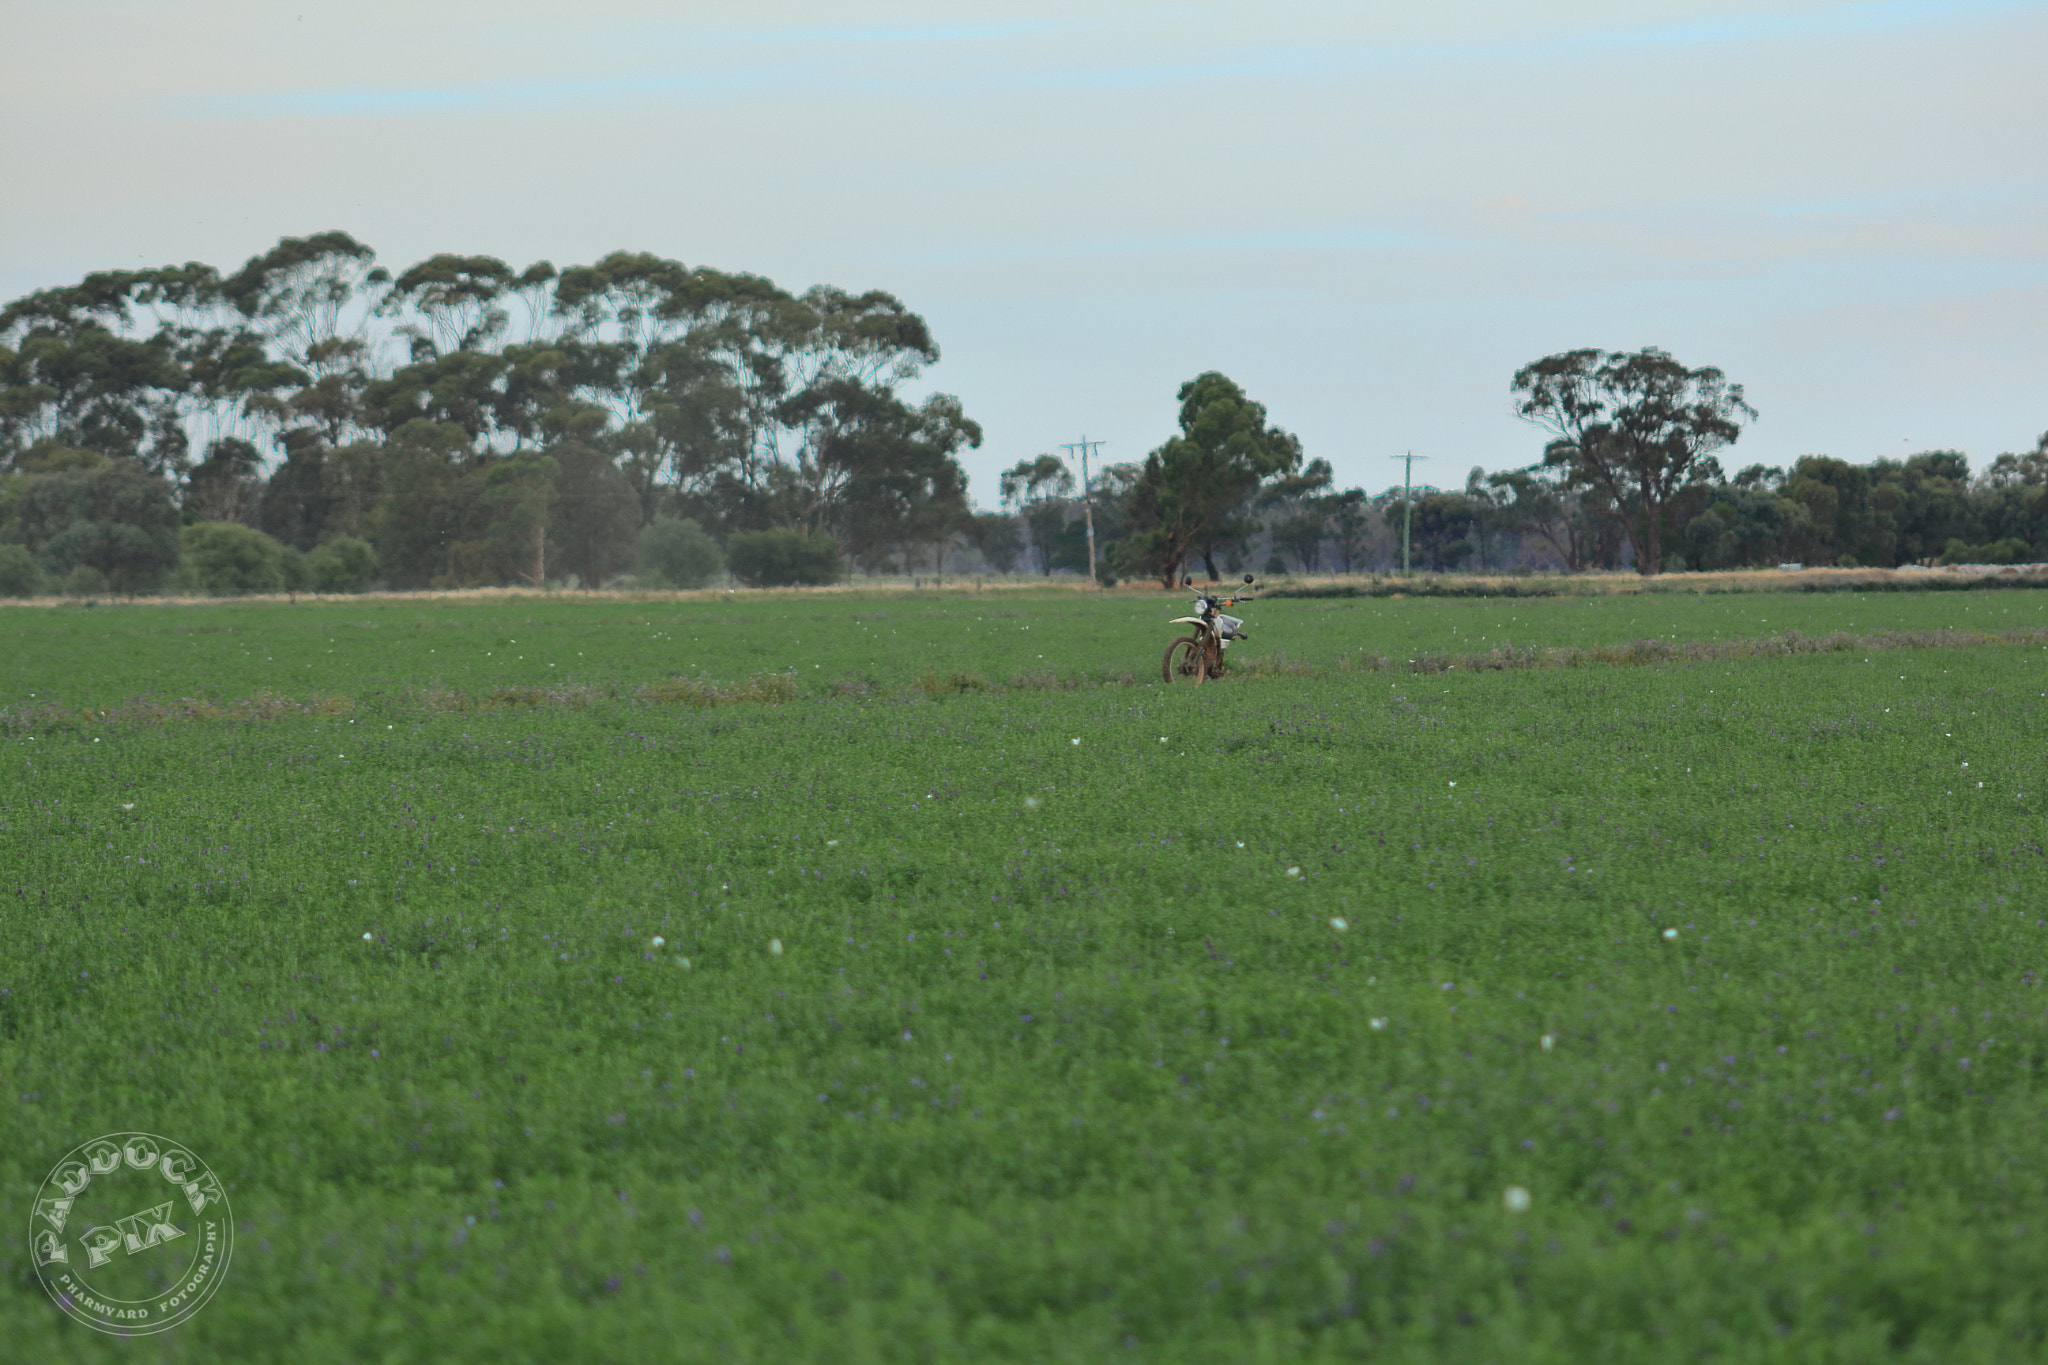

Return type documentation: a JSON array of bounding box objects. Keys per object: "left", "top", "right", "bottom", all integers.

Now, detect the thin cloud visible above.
[{"left": 161, "top": 0, "right": 2040, "bottom": 120}]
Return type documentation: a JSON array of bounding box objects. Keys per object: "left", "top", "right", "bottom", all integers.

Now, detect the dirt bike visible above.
[{"left": 1162, "top": 574, "right": 1256, "bottom": 684}]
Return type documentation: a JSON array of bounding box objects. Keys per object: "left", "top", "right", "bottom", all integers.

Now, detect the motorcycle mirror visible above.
[
  {"left": 1243, "top": 574, "right": 1255, "bottom": 584},
  {"left": 1182, "top": 576, "right": 1193, "bottom": 587}
]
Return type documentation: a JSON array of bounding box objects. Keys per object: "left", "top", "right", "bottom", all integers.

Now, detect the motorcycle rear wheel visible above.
[{"left": 1163, "top": 635, "right": 1206, "bottom": 684}]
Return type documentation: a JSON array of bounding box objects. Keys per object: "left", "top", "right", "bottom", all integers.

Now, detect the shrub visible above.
[
  {"left": 0, "top": 543, "right": 41, "bottom": 597},
  {"left": 636, "top": 518, "right": 724, "bottom": 589},
  {"left": 1939, "top": 537, "right": 2030, "bottom": 566},
  {"left": 19, "top": 460, "right": 181, "bottom": 593},
  {"left": 306, "top": 535, "right": 379, "bottom": 593},
  {"left": 726, "top": 529, "right": 841, "bottom": 588},
  {"left": 182, "top": 522, "right": 286, "bottom": 594}
]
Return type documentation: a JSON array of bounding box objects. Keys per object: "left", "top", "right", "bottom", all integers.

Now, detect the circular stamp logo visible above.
[{"left": 29, "top": 1132, "right": 233, "bottom": 1335}]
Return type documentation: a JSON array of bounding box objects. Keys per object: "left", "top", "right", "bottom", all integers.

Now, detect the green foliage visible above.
[
  {"left": 635, "top": 517, "right": 724, "bottom": 588},
  {"left": 1939, "top": 537, "right": 2029, "bottom": 566},
  {"left": 470, "top": 451, "right": 557, "bottom": 588},
  {"left": 726, "top": 528, "right": 842, "bottom": 587},
  {"left": 257, "top": 441, "right": 330, "bottom": 550},
  {"left": 279, "top": 542, "right": 309, "bottom": 592},
  {"left": 184, "top": 437, "right": 265, "bottom": 524},
  {"left": 1409, "top": 493, "right": 1477, "bottom": 572},
  {"left": 970, "top": 511, "right": 1024, "bottom": 575},
  {"left": 1486, "top": 464, "right": 1622, "bottom": 572},
  {"left": 6, "top": 591, "right": 2048, "bottom": 1359},
  {"left": 1513, "top": 347, "right": 1756, "bottom": 576},
  {"left": 1255, "top": 457, "right": 1338, "bottom": 574},
  {"left": 182, "top": 520, "right": 288, "bottom": 594},
  {"left": 1, "top": 237, "right": 978, "bottom": 595},
  {"left": 13, "top": 458, "right": 181, "bottom": 592},
  {"left": 372, "top": 420, "right": 476, "bottom": 588},
  {"left": 1683, "top": 485, "right": 1810, "bottom": 571},
  {"left": 546, "top": 440, "right": 639, "bottom": 587},
  {"left": 0, "top": 321, "right": 186, "bottom": 468},
  {"left": 1000, "top": 455, "right": 1076, "bottom": 575},
  {"left": 1120, "top": 372, "right": 1302, "bottom": 588},
  {"left": 59, "top": 562, "right": 108, "bottom": 595},
  {"left": 0, "top": 541, "right": 41, "bottom": 596},
  {"left": 305, "top": 534, "right": 378, "bottom": 592}
]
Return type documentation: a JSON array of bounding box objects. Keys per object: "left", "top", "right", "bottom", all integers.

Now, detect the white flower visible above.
[
  {"left": 1236, "top": 841, "right": 1245, "bottom": 848},
  {"left": 1448, "top": 781, "right": 1456, "bottom": 787},
  {"left": 1023, "top": 796, "right": 1042, "bottom": 809},
  {"left": 675, "top": 956, "right": 691, "bottom": 969},
  {"left": 1540, "top": 1034, "right": 1554, "bottom": 1052},
  {"left": 826, "top": 839, "right": 838, "bottom": 846},
  {"left": 362, "top": 932, "right": 373, "bottom": 941},
  {"left": 1503, "top": 1185, "right": 1532, "bottom": 1214},
  {"left": 1329, "top": 916, "right": 1348, "bottom": 931},
  {"left": 120, "top": 802, "right": 135, "bottom": 810},
  {"left": 1662, "top": 927, "right": 1679, "bottom": 941},
  {"left": 769, "top": 938, "right": 783, "bottom": 955},
  {"left": 651, "top": 936, "right": 665, "bottom": 949},
  {"left": 1286, "top": 866, "right": 1301, "bottom": 878},
  {"left": 1369, "top": 1017, "right": 1388, "bottom": 1030},
  {"left": 1071, "top": 738, "right": 1081, "bottom": 746},
  {"left": 1159, "top": 737, "right": 1168, "bottom": 743}
]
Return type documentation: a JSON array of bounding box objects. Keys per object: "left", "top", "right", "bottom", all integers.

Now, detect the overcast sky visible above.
[{"left": 3, "top": 0, "right": 2042, "bottom": 502}]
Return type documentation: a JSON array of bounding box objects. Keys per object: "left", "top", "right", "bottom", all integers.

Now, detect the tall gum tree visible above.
[
  {"left": 1511, "top": 347, "right": 1755, "bottom": 575},
  {"left": 1121, "top": 371, "right": 1301, "bottom": 588}
]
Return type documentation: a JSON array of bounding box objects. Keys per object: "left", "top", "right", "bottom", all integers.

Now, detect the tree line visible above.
[
  {"left": 0, "top": 232, "right": 976, "bottom": 595},
  {"left": 0, "top": 233, "right": 2040, "bottom": 596},
  {"left": 1005, "top": 352, "right": 2046, "bottom": 585}
]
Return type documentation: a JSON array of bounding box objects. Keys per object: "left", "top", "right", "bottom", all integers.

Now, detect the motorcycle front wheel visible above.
[{"left": 1163, "top": 635, "right": 1207, "bottom": 684}]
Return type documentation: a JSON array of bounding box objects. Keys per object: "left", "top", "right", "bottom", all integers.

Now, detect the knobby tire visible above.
[{"left": 1163, "top": 635, "right": 1206, "bottom": 685}]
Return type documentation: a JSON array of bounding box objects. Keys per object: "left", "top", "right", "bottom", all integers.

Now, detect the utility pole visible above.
[
  {"left": 1060, "top": 436, "right": 1106, "bottom": 584},
  {"left": 1390, "top": 452, "right": 1428, "bottom": 576}
]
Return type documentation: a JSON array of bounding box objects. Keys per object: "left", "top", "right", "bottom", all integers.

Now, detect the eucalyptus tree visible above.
[
  {"left": 1118, "top": 371, "right": 1302, "bottom": 588},
  {"left": 1258, "top": 456, "right": 1335, "bottom": 575},
  {"left": 778, "top": 381, "right": 978, "bottom": 559},
  {"left": 1485, "top": 464, "right": 1601, "bottom": 572},
  {"left": 1000, "top": 453, "right": 1076, "bottom": 574},
  {"left": 1323, "top": 487, "right": 1375, "bottom": 573},
  {"left": 382, "top": 254, "right": 516, "bottom": 358},
  {"left": 0, "top": 295, "right": 187, "bottom": 472},
  {"left": 222, "top": 232, "right": 388, "bottom": 381},
  {"left": 1512, "top": 347, "right": 1754, "bottom": 576}
]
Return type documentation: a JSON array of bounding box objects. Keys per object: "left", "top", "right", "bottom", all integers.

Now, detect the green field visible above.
[
  {"left": 9, "top": 584, "right": 2048, "bottom": 709},
  {"left": 6, "top": 588, "right": 2048, "bottom": 1361}
]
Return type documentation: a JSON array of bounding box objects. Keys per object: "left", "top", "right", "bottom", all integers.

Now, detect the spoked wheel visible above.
[{"left": 1163, "top": 635, "right": 1207, "bottom": 684}]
